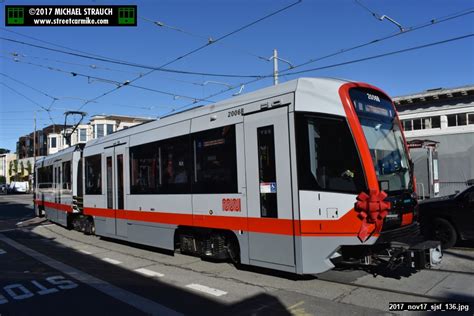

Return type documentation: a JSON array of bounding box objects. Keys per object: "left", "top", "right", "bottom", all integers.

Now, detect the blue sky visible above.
[{"left": 1, "top": 0, "right": 473, "bottom": 152}]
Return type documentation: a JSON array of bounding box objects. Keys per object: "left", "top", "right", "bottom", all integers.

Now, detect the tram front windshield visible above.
[{"left": 350, "top": 88, "right": 411, "bottom": 193}]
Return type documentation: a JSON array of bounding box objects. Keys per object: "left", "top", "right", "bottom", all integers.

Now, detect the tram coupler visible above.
[
  {"left": 336, "top": 239, "right": 442, "bottom": 271},
  {"left": 384, "top": 240, "right": 442, "bottom": 270},
  {"left": 407, "top": 240, "right": 442, "bottom": 269}
]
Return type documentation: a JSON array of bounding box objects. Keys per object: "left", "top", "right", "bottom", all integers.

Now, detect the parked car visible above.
[
  {"left": 419, "top": 185, "right": 474, "bottom": 248},
  {"left": 0, "top": 183, "right": 7, "bottom": 194},
  {"left": 8, "top": 181, "right": 29, "bottom": 194}
]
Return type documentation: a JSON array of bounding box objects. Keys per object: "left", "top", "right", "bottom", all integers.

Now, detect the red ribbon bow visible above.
[{"left": 354, "top": 189, "right": 391, "bottom": 242}]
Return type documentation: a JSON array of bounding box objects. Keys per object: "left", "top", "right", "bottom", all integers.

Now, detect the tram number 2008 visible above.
[{"left": 228, "top": 108, "right": 244, "bottom": 117}]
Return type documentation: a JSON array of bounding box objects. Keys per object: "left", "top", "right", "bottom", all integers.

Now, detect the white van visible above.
[{"left": 9, "top": 181, "right": 29, "bottom": 193}]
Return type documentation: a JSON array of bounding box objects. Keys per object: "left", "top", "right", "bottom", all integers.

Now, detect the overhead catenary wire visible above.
[
  {"left": 279, "top": 33, "right": 474, "bottom": 77},
  {"left": 167, "top": 33, "right": 474, "bottom": 115},
  {"left": 0, "top": 81, "right": 57, "bottom": 126},
  {"left": 0, "top": 73, "right": 158, "bottom": 132},
  {"left": 0, "top": 57, "right": 212, "bottom": 104},
  {"left": 3, "top": 51, "right": 144, "bottom": 76},
  {"left": 1, "top": 5, "right": 471, "bottom": 116},
  {"left": 140, "top": 17, "right": 268, "bottom": 61},
  {"left": 277, "top": 7, "right": 474, "bottom": 76},
  {"left": 1, "top": 6, "right": 471, "bottom": 81},
  {"left": 1, "top": 50, "right": 210, "bottom": 87},
  {"left": 354, "top": 0, "right": 380, "bottom": 18},
  {"left": 0, "top": 82, "right": 49, "bottom": 112},
  {"left": 0, "top": 37, "right": 263, "bottom": 78},
  {"left": 76, "top": 0, "right": 302, "bottom": 110},
  {"left": 0, "top": 72, "right": 58, "bottom": 101}
]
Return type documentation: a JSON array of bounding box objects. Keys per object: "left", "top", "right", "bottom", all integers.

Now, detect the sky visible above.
[{"left": 0, "top": 0, "right": 473, "bottom": 152}]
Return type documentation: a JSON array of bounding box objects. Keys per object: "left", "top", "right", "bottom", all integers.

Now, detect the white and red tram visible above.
[{"left": 35, "top": 78, "right": 441, "bottom": 274}]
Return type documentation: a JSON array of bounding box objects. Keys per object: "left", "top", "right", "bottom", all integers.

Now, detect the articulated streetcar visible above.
[{"left": 35, "top": 78, "right": 442, "bottom": 274}]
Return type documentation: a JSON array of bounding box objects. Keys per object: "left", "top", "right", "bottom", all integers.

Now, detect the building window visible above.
[
  {"left": 447, "top": 113, "right": 471, "bottom": 127},
  {"left": 79, "top": 128, "right": 87, "bottom": 142},
  {"left": 404, "top": 116, "right": 441, "bottom": 130},
  {"left": 413, "top": 119, "right": 422, "bottom": 130},
  {"left": 468, "top": 113, "right": 474, "bottom": 125},
  {"left": 50, "top": 137, "right": 57, "bottom": 148},
  {"left": 85, "top": 154, "right": 102, "bottom": 194},
  {"left": 403, "top": 120, "right": 413, "bottom": 131},
  {"left": 457, "top": 113, "right": 467, "bottom": 126},
  {"left": 106, "top": 124, "right": 114, "bottom": 135},
  {"left": 431, "top": 116, "right": 441, "bottom": 128},
  {"left": 96, "top": 124, "right": 104, "bottom": 138}
]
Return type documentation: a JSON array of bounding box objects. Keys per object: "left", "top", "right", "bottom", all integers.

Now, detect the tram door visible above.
[
  {"left": 52, "top": 164, "right": 61, "bottom": 223},
  {"left": 104, "top": 145, "right": 126, "bottom": 237},
  {"left": 244, "top": 106, "right": 295, "bottom": 268}
]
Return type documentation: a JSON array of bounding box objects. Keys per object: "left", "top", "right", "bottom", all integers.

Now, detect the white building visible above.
[
  {"left": 47, "top": 114, "right": 153, "bottom": 155},
  {"left": 394, "top": 85, "right": 474, "bottom": 196},
  {"left": 0, "top": 153, "right": 17, "bottom": 183}
]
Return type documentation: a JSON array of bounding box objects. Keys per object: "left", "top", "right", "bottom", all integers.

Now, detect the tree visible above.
[
  {"left": 13, "top": 160, "right": 18, "bottom": 181},
  {"left": 9, "top": 161, "right": 13, "bottom": 177},
  {"left": 0, "top": 175, "right": 5, "bottom": 184},
  {"left": 26, "top": 160, "right": 32, "bottom": 175},
  {"left": 0, "top": 148, "right": 10, "bottom": 154},
  {"left": 20, "top": 161, "right": 25, "bottom": 175}
]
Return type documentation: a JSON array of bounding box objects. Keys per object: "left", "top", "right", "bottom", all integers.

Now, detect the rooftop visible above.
[{"left": 393, "top": 84, "right": 474, "bottom": 106}]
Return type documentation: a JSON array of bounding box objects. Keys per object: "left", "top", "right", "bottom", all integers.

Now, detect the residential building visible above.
[
  {"left": 394, "top": 85, "right": 474, "bottom": 196},
  {"left": 16, "top": 114, "right": 153, "bottom": 157},
  {"left": 0, "top": 153, "right": 17, "bottom": 183},
  {"left": 16, "top": 124, "right": 64, "bottom": 159}
]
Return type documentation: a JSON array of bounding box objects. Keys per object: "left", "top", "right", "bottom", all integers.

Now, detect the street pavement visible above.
[{"left": 1, "top": 194, "right": 473, "bottom": 315}]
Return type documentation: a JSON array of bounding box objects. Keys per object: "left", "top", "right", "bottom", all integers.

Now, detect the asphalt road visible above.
[{"left": 1, "top": 194, "right": 473, "bottom": 316}]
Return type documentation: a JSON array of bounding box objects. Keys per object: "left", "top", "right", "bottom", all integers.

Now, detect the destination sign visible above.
[{"left": 350, "top": 89, "right": 395, "bottom": 119}]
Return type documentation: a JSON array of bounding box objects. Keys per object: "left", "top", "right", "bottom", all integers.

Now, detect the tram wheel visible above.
[
  {"left": 433, "top": 217, "right": 457, "bottom": 249},
  {"left": 226, "top": 237, "right": 240, "bottom": 264},
  {"left": 85, "top": 218, "right": 95, "bottom": 235}
]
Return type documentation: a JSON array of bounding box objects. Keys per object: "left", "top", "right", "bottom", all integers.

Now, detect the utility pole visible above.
[
  {"left": 273, "top": 49, "right": 279, "bottom": 85},
  {"left": 33, "top": 111, "right": 36, "bottom": 165},
  {"left": 33, "top": 111, "right": 36, "bottom": 194},
  {"left": 268, "top": 49, "right": 294, "bottom": 86}
]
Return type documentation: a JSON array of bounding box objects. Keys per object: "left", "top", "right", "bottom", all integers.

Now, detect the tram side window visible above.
[
  {"left": 85, "top": 154, "right": 102, "bottom": 194},
  {"left": 192, "top": 125, "right": 237, "bottom": 193},
  {"left": 160, "top": 135, "right": 191, "bottom": 194},
  {"left": 38, "top": 166, "right": 53, "bottom": 189},
  {"left": 130, "top": 141, "right": 159, "bottom": 194},
  {"left": 62, "top": 161, "right": 71, "bottom": 191},
  {"left": 296, "top": 113, "right": 367, "bottom": 194}
]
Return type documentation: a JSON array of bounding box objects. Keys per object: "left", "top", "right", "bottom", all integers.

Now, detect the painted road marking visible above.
[
  {"left": 0, "top": 248, "right": 6, "bottom": 255},
  {"left": 135, "top": 268, "right": 164, "bottom": 278},
  {"left": 0, "top": 233, "right": 182, "bottom": 316},
  {"left": 79, "top": 250, "right": 92, "bottom": 255},
  {"left": 102, "top": 258, "right": 121, "bottom": 265},
  {"left": 0, "top": 276, "right": 78, "bottom": 305},
  {"left": 185, "top": 283, "right": 227, "bottom": 297}
]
